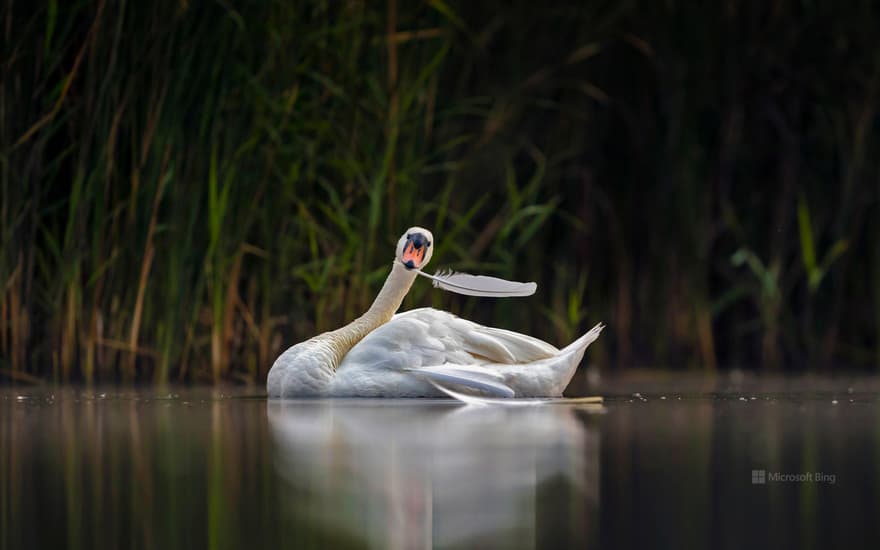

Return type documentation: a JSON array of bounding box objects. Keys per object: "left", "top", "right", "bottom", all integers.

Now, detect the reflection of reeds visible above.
[
  {"left": 1, "top": 1, "right": 878, "bottom": 382},
  {"left": 0, "top": 390, "right": 330, "bottom": 549}
]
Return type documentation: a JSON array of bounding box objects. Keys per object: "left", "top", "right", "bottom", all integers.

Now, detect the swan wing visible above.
[
  {"left": 396, "top": 308, "right": 558, "bottom": 364},
  {"left": 332, "top": 307, "right": 563, "bottom": 397},
  {"left": 405, "top": 365, "right": 515, "bottom": 398}
]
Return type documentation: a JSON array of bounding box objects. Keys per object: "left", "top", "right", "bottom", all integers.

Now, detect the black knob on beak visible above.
[{"left": 409, "top": 233, "right": 427, "bottom": 250}]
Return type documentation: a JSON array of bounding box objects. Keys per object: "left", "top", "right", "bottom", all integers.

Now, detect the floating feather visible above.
[{"left": 416, "top": 268, "right": 537, "bottom": 297}]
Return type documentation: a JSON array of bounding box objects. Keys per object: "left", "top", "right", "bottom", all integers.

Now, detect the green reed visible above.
[{"left": 1, "top": 0, "right": 878, "bottom": 383}]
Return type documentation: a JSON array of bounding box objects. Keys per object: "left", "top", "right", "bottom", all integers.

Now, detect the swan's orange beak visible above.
[{"left": 402, "top": 241, "right": 426, "bottom": 269}]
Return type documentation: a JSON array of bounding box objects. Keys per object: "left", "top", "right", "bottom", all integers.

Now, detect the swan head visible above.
[{"left": 396, "top": 227, "right": 434, "bottom": 270}]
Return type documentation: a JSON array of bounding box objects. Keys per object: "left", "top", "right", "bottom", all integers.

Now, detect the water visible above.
[{"left": 1, "top": 376, "right": 878, "bottom": 549}]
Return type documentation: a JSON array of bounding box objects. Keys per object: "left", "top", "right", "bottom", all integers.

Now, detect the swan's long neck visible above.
[{"left": 324, "top": 261, "right": 418, "bottom": 370}]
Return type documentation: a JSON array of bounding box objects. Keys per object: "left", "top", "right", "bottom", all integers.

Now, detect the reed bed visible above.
[{"left": 1, "top": 1, "right": 878, "bottom": 383}]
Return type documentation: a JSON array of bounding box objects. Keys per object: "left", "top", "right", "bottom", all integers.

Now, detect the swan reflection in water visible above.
[{"left": 267, "top": 400, "right": 600, "bottom": 549}]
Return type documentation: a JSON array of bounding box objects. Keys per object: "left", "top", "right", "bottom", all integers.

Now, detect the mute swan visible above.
[{"left": 267, "top": 227, "right": 603, "bottom": 398}]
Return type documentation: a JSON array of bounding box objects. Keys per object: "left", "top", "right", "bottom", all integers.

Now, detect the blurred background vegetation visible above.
[{"left": 1, "top": 0, "right": 878, "bottom": 384}]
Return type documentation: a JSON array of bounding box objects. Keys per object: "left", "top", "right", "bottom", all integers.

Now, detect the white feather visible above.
[
  {"left": 405, "top": 365, "right": 515, "bottom": 397},
  {"left": 416, "top": 269, "right": 537, "bottom": 297}
]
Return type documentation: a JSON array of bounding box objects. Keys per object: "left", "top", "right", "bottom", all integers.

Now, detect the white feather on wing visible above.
[{"left": 405, "top": 364, "right": 516, "bottom": 397}]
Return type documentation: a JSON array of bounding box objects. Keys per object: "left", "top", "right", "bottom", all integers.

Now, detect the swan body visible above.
[
  {"left": 332, "top": 308, "right": 603, "bottom": 397},
  {"left": 267, "top": 227, "right": 603, "bottom": 398}
]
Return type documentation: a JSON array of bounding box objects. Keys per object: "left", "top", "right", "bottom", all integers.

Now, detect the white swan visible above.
[{"left": 267, "top": 227, "right": 603, "bottom": 398}]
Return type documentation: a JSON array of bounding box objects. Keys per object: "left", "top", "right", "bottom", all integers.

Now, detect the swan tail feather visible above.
[{"left": 558, "top": 322, "right": 605, "bottom": 356}]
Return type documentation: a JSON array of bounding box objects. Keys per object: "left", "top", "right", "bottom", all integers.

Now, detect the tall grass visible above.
[{"left": 1, "top": 1, "right": 878, "bottom": 384}]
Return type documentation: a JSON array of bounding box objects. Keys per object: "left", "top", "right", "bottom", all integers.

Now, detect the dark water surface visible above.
[{"left": 1, "top": 375, "right": 879, "bottom": 549}]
